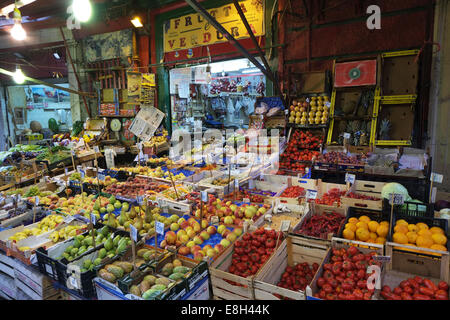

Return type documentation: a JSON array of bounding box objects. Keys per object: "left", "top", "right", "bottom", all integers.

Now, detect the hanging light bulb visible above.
[
  {"left": 13, "top": 67, "right": 25, "bottom": 84},
  {"left": 72, "top": 0, "right": 92, "bottom": 23},
  {"left": 10, "top": 22, "right": 26, "bottom": 41},
  {"left": 10, "top": 6, "right": 26, "bottom": 41}
]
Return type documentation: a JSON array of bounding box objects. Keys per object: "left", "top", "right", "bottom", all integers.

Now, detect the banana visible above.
[{"left": 50, "top": 231, "right": 59, "bottom": 243}]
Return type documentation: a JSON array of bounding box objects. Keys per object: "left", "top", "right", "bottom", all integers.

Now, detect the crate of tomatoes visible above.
[
  {"left": 307, "top": 237, "right": 384, "bottom": 300},
  {"left": 209, "top": 227, "right": 284, "bottom": 300},
  {"left": 253, "top": 235, "right": 327, "bottom": 300},
  {"left": 378, "top": 270, "right": 449, "bottom": 300}
]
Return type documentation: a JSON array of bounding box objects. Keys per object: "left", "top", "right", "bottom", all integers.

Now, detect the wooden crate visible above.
[
  {"left": 253, "top": 236, "right": 327, "bottom": 300},
  {"left": 376, "top": 269, "right": 449, "bottom": 300},
  {"left": 307, "top": 237, "right": 384, "bottom": 299},
  {"left": 341, "top": 180, "right": 384, "bottom": 211},
  {"left": 291, "top": 204, "right": 348, "bottom": 248},
  {"left": 385, "top": 242, "right": 449, "bottom": 283},
  {"left": 209, "top": 240, "right": 255, "bottom": 300}
]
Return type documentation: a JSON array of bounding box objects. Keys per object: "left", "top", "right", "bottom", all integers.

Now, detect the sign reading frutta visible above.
[{"left": 164, "top": 0, "right": 264, "bottom": 53}]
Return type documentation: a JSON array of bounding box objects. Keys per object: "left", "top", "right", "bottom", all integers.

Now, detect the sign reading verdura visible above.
[{"left": 164, "top": 0, "right": 265, "bottom": 53}]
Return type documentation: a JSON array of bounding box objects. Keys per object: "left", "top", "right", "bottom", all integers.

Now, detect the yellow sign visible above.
[{"left": 164, "top": 0, "right": 265, "bottom": 53}]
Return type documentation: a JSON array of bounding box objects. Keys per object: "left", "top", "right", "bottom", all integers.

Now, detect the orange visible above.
[
  {"left": 431, "top": 233, "right": 447, "bottom": 246},
  {"left": 348, "top": 217, "right": 358, "bottom": 224},
  {"left": 375, "top": 237, "right": 386, "bottom": 244},
  {"left": 430, "top": 244, "right": 447, "bottom": 252},
  {"left": 396, "top": 219, "right": 409, "bottom": 227},
  {"left": 377, "top": 225, "right": 389, "bottom": 238},
  {"left": 416, "top": 222, "right": 429, "bottom": 230},
  {"left": 368, "top": 221, "right": 379, "bottom": 233},
  {"left": 417, "top": 229, "right": 433, "bottom": 238},
  {"left": 343, "top": 228, "right": 355, "bottom": 240},
  {"left": 406, "top": 232, "right": 418, "bottom": 244},
  {"left": 345, "top": 223, "right": 357, "bottom": 232},
  {"left": 356, "top": 221, "right": 368, "bottom": 230},
  {"left": 380, "top": 221, "right": 390, "bottom": 227},
  {"left": 369, "top": 232, "right": 378, "bottom": 241},
  {"left": 366, "top": 239, "right": 376, "bottom": 244},
  {"left": 393, "top": 232, "right": 408, "bottom": 244},
  {"left": 359, "top": 216, "right": 371, "bottom": 223},
  {"left": 407, "top": 224, "right": 419, "bottom": 233},
  {"left": 356, "top": 228, "right": 370, "bottom": 242},
  {"left": 416, "top": 235, "right": 433, "bottom": 248},
  {"left": 429, "top": 227, "right": 444, "bottom": 235},
  {"left": 394, "top": 225, "right": 409, "bottom": 234}
]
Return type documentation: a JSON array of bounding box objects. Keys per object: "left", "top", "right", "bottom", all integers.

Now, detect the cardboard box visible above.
[{"left": 0, "top": 271, "right": 17, "bottom": 299}]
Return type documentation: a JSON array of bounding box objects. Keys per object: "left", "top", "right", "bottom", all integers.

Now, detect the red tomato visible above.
[
  {"left": 434, "top": 290, "right": 449, "bottom": 300},
  {"left": 438, "top": 281, "right": 449, "bottom": 291},
  {"left": 401, "top": 292, "right": 413, "bottom": 300},
  {"left": 419, "top": 286, "right": 435, "bottom": 297},
  {"left": 393, "top": 287, "right": 403, "bottom": 295}
]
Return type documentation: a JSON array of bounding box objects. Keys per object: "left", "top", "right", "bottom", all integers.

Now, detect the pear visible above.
[{"left": 128, "top": 207, "right": 137, "bottom": 219}]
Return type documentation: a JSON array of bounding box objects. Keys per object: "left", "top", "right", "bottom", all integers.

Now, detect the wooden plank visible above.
[
  {"left": 386, "top": 242, "right": 449, "bottom": 282},
  {"left": 254, "top": 236, "right": 328, "bottom": 300}
]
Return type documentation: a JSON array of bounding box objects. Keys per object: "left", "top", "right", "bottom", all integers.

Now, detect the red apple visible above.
[
  {"left": 165, "top": 231, "right": 177, "bottom": 245},
  {"left": 214, "top": 244, "right": 224, "bottom": 253},
  {"left": 206, "top": 226, "right": 216, "bottom": 235},
  {"left": 190, "top": 245, "right": 202, "bottom": 254},
  {"left": 194, "top": 251, "right": 204, "bottom": 262}
]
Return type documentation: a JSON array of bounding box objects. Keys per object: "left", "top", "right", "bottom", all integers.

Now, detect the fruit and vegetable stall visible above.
[{"left": 0, "top": 143, "right": 448, "bottom": 302}]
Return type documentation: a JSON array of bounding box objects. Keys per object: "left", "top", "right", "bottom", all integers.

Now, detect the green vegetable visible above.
[{"left": 72, "top": 121, "right": 84, "bottom": 137}]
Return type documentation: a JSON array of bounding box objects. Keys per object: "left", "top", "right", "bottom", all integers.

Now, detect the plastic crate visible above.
[
  {"left": 383, "top": 198, "right": 434, "bottom": 219},
  {"left": 388, "top": 214, "right": 449, "bottom": 251},
  {"left": 35, "top": 223, "right": 110, "bottom": 285},
  {"left": 36, "top": 247, "right": 65, "bottom": 283}
]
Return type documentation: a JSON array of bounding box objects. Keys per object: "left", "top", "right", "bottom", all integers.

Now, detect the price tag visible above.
[
  {"left": 137, "top": 196, "right": 144, "bottom": 206},
  {"left": 71, "top": 149, "right": 76, "bottom": 157},
  {"left": 93, "top": 146, "right": 100, "bottom": 153},
  {"left": 280, "top": 220, "right": 291, "bottom": 232},
  {"left": 343, "top": 133, "right": 351, "bottom": 139},
  {"left": 306, "top": 190, "right": 318, "bottom": 200},
  {"left": 137, "top": 142, "right": 143, "bottom": 152},
  {"left": 211, "top": 216, "right": 219, "bottom": 226},
  {"left": 234, "top": 179, "right": 239, "bottom": 189},
  {"left": 306, "top": 98, "right": 310, "bottom": 103},
  {"left": 284, "top": 109, "right": 289, "bottom": 115},
  {"left": 45, "top": 264, "right": 54, "bottom": 277},
  {"left": 243, "top": 198, "right": 250, "bottom": 203},
  {"left": 201, "top": 191, "right": 208, "bottom": 202},
  {"left": 431, "top": 173, "right": 443, "bottom": 184},
  {"left": 325, "top": 102, "right": 331, "bottom": 108},
  {"left": 373, "top": 255, "right": 391, "bottom": 262},
  {"left": 389, "top": 193, "right": 404, "bottom": 205},
  {"left": 64, "top": 168, "right": 69, "bottom": 176},
  {"left": 155, "top": 221, "right": 164, "bottom": 235},
  {"left": 130, "top": 224, "right": 138, "bottom": 242},
  {"left": 98, "top": 173, "right": 105, "bottom": 181},
  {"left": 64, "top": 216, "right": 74, "bottom": 224},
  {"left": 80, "top": 169, "right": 85, "bottom": 179},
  {"left": 69, "top": 276, "right": 79, "bottom": 289},
  {"left": 35, "top": 196, "right": 39, "bottom": 206},
  {"left": 90, "top": 213, "right": 97, "bottom": 225},
  {"left": 345, "top": 173, "right": 356, "bottom": 185}
]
